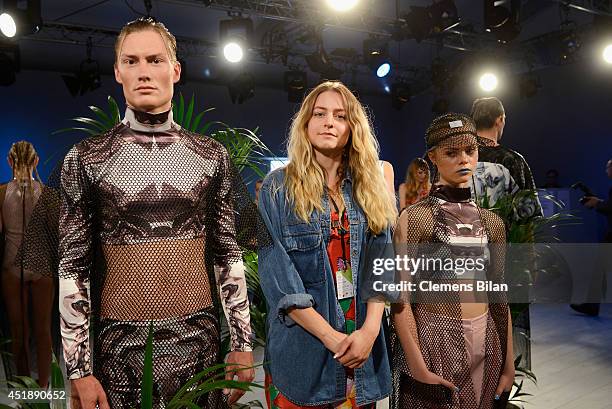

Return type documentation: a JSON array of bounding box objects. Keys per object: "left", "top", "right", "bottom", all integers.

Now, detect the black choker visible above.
[
  {"left": 132, "top": 108, "right": 171, "bottom": 125},
  {"left": 431, "top": 184, "right": 472, "bottom": 203}
]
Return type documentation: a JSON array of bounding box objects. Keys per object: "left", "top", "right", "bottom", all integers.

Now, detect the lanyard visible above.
[{"left": 328, "top": 195, "right": 349, "bottom": 264}]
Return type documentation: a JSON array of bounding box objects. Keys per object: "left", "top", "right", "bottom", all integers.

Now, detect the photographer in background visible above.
[
  {"left": 571, "top": 159, "right": 612, "bottom": 316},
  {"left": 583, "top": 159, "right": 612, "bottom": 242}
]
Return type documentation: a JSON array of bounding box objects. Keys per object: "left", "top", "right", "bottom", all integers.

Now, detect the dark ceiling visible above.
[{"left": 1, "top": 0, "right": 610, "bottom": 95}]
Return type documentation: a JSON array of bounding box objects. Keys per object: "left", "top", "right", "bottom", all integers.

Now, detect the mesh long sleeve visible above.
[
  {"left": 210, "top": 148, "right": 253, "bottom": 352},
  {"left": 58, "top": 146, "right": 94, "bottom": 379}
]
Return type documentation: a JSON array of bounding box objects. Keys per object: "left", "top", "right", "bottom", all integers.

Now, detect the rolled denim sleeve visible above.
[{"left": 257, "top": 175, "right": 314, "bottom": 326}]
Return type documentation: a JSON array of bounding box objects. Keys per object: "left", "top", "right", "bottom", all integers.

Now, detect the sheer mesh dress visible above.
[{"left": 390, "top": 114, "right": 510, "bottom": 409}]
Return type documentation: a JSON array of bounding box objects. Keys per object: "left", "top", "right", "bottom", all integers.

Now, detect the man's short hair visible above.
[
  {"left": 471, "top": 97, "right": 505, "bottom": 130},
  {"left": 115, "top": 17, "right": 177, "bottom": 64}
]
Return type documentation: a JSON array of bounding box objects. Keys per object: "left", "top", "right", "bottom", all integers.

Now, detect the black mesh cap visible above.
[{"left": 425, "top": 113, "right": 478, "bottom": 151}]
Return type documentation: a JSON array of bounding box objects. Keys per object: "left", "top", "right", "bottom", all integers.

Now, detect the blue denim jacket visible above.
[{"left": 258, "top": 167, "right": 392, "bottom": 406}]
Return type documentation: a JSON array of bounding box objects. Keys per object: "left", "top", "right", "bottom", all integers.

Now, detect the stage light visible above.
[
  {"left": 219, "top": 17, "right": 252, "bottom": 64},
  {"left": 558, "top": 22, "right": 581, "bottom": 63},
  {"left": 62, "top": 60, "right": 101, "bottom": 97},
  {"left": 228, "top": 72, "right": 255, "bottom": 104},
  {"left": 0, "top": 0, "right": 41, "bottom": 39},
  {"left": 223, "top": 42, "right": 243, "bottom": 63},
  {"left": 603, "top": 44, "right": 612, "bottom": 64},
  {"left": 284, "top": 70, "right": 307, "bottom": 103},
  {"left": 0, "top": 45, "right": 20, "bottom": 86},
  {"left": 62, "top": 38, "right": 101, "bottom": 96},
  {"left": 404, "top": 0, "right": 459, "bottom": 43},
  {"left": 376, "top": 63, "right": 391, "bottom": 78},
  {"left": 306, "top": 43, "right": 343, "bottom": 80},
  {"left": 484, "top": 0, "right": 521, "bottom": 43},
  {"left": 0, "top": 13, "right": 16, "bottom": 38},
  {"left": 326, "top": 0, "right": 358, "bottom": 12},
  {"left": 391, "top": 82, "right": 411, "bottom": 110},
  {"left": 384, "top": 85, "right": 391, "bottom": 93},
  {"left": 479, "top": 73, "right": 498, "bottom": 92},
  {"left": 363, "top": 37, "right": 391, "bottom": 78}
]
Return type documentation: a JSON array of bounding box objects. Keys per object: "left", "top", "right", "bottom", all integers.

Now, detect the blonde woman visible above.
[
  {"left": 398, "top": 158, "right": 430, "bottom": 210},
  {"left": 1, "top": 141, "right": 54, "bottom": 388},
  {"left": 258, "top": 81, "right": 397, "bottom": 408}
]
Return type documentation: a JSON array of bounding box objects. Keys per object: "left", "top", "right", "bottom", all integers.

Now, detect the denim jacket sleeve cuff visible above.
[{"left": 277, "top": 293, "right": 315, "bottom": 326}]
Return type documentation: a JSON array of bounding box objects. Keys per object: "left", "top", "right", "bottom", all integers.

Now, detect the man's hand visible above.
[
  {"left": 224, "top": 351, "right": 255, "bottom": 405},
  {"left": 70, "top": 375, "right": 109, "bottom": 409},
  {"left": 333, "top": 327, "right": 378, "bottom": 369},
  {"left": 584, "top": 196, "right": 602, "bottom": 209}
]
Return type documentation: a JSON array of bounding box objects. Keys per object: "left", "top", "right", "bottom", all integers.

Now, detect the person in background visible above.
[
  {"left": 543, "top": 169, "right": 561, "bottom": 188},
  {"left": 1, "top": 141, "right": 54, "bottom": 388},
  {"left": 470, "top": 97, "right": 542, "bottom": 216},
  {"left": 255, "top": 179, "right": 263, "bottom": 204},
  {"left": 398, "top": 158, "right": 430, "bottom": 210},
  {"left": 572, "top": 158, "right": 612, "bottom": 316}
]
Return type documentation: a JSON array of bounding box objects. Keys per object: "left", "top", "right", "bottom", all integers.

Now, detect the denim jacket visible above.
[{"left": 258, "top": 167, "right": 392, "bottom": 406}]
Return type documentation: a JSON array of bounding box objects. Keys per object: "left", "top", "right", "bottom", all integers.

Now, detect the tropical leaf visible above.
[
  {"left": 184, "top": 94, "right": 194, "bottom": 130},
  {"left": 243, "top": 251, "right": 267, "bottom": 344},
  {"left": 166, "top": 363, "right": 261, "bottom": 409},
  {"left": 107, "top": 96, "right": 121, "bottom": 125},
  {"left": 50, "top": 353, "right": 67, "bottom": 409},
  {"left": 141, "top": 322, "right": 154, "bottom": 409},
  {"left": 89, "top": 105, "right": 113, "bottom": 128},
  {"left": 190, "top": 108, "right": 215, "bottom": 133},
  {"left": 52, "top": 127, "right": 99, "bottom": 136},
  {"left": 199, "top": 120, "right": 226, "bottom": 136},
  {"left": 232, "top": 400, "right": 264, "bottom": 408},
  {"left": 70, "top": 117, "right": 108, "bottom": 133}
]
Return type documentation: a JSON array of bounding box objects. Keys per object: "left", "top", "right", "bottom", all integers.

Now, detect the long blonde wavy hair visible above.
[{"left": 285, "top": 81, "right": 397, "bottom": 234}]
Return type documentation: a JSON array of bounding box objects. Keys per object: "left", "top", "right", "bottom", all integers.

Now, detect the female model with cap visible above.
[{"left": 391, "top": 113, "right": 514, "bottom": 409}]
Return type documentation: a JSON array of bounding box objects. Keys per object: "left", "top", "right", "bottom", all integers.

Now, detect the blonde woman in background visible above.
[{"left": 398, "top": 158, "right": 430, "bottom": 210}]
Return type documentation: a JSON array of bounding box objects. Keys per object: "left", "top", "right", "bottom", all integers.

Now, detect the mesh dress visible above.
[
  {"left": 391, "top": 114, "right": 510, "bottom": 409},
  {"left": 1, "top": 180, "right": 43, "bottom": 281},
  {"left": 22, "top": 107, "right": 257, "bottom": 408}
]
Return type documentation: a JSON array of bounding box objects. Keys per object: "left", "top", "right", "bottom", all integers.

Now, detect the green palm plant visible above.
[
  {"left": 2, "top": 352, "right": 65, "bottom": 409},
  {"left": 479, "top": 189, "right": 577, "bottom": 407},
  {"left": 139, "top": 322, "right": 262, "bottom": 409},
  {"left": 507, "top": 354, "right": 537, "bottom": 408}
]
